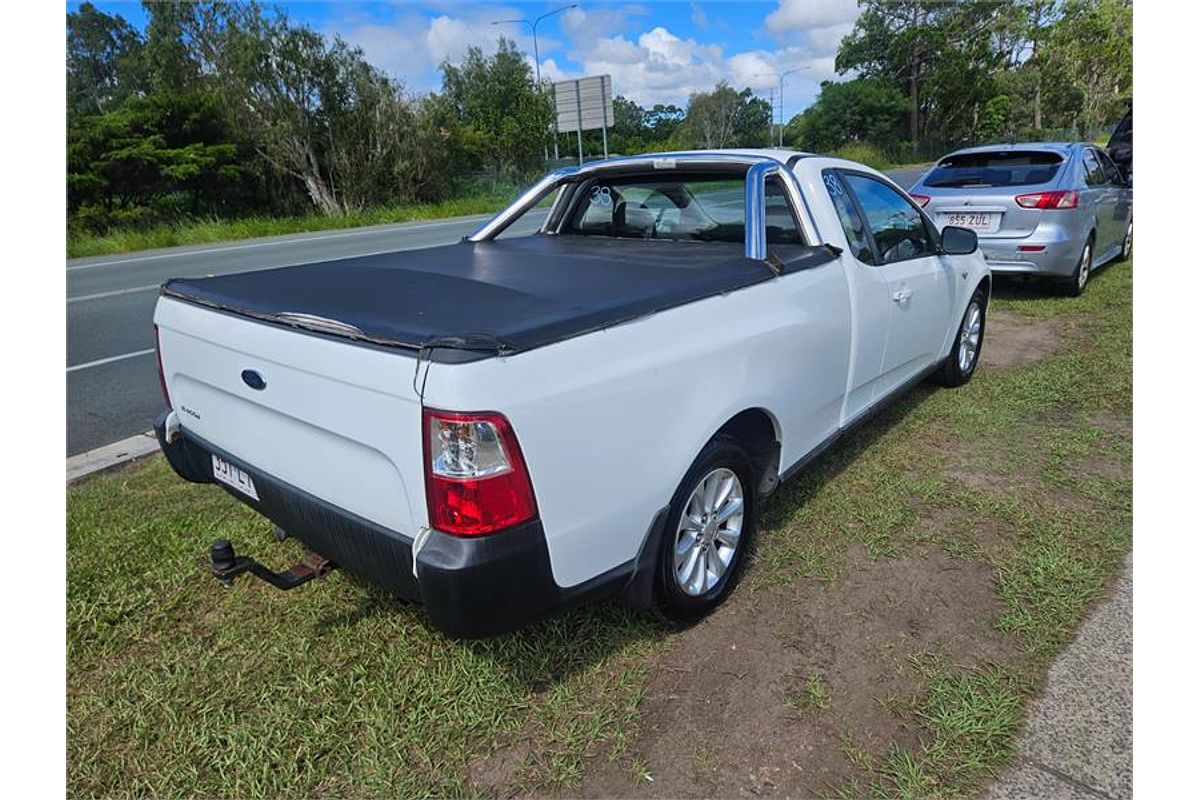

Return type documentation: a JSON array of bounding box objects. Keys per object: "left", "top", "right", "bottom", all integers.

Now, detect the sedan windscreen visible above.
[{"left": 924, "top": 151, "right": 1063, "bottom": 188}]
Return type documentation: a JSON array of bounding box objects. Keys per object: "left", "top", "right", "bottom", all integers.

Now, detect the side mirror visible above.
[{"left": 941, "top": 225, "right": 978, "bottom": 255}]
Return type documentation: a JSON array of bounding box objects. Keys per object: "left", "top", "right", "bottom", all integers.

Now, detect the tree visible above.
[
  {"left": 140, "top": 0, "right": 202, "bottom": 93},
  {"left": 837, "top": 1, "right": 1008, "bottom": 146},
  {"left": 67, "top": 91, "right": 259, "bottom": 230},
  {"left": 607, "top": 96, "right": 685, "bottom": 154},
  {"left": 1041, "top": 0, "right": 1132, "bottom": 132},
  {"left": 440, "top": 39, "right": 553, "bottom": 184},
  {"left": 786, "top": 78, "right": 908, "bottom": 152},
  {"left": 178, "top": 3, "right": 425, "bottom": 215},
  {"left": 67, "top": 2, "right": 145, "bottom": 115},
  {"left": 680, "top": 83, "right": 771, "bottom": 149}
]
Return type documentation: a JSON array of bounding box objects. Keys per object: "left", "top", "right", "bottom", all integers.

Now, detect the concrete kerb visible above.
[
  {"left": 66, "top": 431, "right": 160, "bottom": 483},
  {"left": 988, "top": 554, "right": 1133, "bottom": 800}
]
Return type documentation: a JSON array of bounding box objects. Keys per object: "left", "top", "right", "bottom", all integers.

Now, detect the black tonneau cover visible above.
[{"left": 162, "top": 235, "right": 837, "bottom": 362}]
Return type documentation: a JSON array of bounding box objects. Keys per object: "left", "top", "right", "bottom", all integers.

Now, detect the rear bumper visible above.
[
  {"left": 155, "top": 412, "right": 633, "bottom": 638},
  {"left": 978, "top": 232, "right": 1082, "bottom": 278}
]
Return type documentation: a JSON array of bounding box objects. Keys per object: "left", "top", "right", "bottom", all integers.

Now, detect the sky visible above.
[{"left": 75, "top": 1, "right": 865, "bottom": 123}]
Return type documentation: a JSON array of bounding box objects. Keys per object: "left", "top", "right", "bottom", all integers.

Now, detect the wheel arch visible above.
[{"left": 711, "top": 407, "right": 782, "bottom": 497}]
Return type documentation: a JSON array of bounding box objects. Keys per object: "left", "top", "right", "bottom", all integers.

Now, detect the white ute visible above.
[{"left": 153, "top": 150, "right": 990, "bottom": 638}]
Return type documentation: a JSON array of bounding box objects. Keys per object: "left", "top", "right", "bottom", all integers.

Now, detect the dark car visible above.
[{"left": 1107, "top": 106, "right": 1132, "bottom": 181}]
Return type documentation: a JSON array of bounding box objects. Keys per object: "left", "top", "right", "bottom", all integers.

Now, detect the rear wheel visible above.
[
  {"left": 652, "top": 438, "right": 757, "bottom": 626},
  {"left": 931, "top": 287, "right": 986, "bottom": 387},
  {"left": 1063, "top": 236, "right": 1094, "bottom": 297}
]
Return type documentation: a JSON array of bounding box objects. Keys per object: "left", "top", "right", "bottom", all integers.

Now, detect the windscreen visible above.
[
  {"left": 924, "top": 151, "right": 1063, "bottom": 188},
  {"left": 563, "top": 174, "right": 804, "bottom": 244}
]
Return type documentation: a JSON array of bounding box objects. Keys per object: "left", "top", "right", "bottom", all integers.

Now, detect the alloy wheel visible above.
[
  {"left": 1078, "top": 242, "right": 1092, "bottom": 290},
  {"left": 958, "top": 301, "right": 983, "bottom": 374},
  {"left": 673, "top": 467, "right": 744, "bottom": 596}
]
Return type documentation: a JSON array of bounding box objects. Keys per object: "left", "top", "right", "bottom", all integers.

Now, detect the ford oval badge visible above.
[{"left": 241, "top": 369, "right": 267, "bottom": 391}]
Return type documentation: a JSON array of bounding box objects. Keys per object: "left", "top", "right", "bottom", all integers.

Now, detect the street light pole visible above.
[
  {"left": 754, "top": 67, "right": 804, "bottom": 147},
  {"left": 492, "top": 4, "right": 578, "bottom": 161}
]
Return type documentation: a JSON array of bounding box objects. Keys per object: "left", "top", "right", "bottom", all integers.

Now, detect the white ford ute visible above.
[{"left": 153, "top": 150, "right": 990, "bottom": 638}]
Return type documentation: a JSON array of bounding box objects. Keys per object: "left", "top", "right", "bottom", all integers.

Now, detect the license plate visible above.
[
  {"left": 212, "top": 455, "right": 259, "bottom": 500},
  {"left": 942, "top": 212, "right": 996, "bottom": 230}
]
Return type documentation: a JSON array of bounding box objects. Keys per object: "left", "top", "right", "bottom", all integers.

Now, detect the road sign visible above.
[
  {"left": 554, "top": 75, "right": 613, "bottom": 133},
  {"left": 553, "top": 75, "right": 613, "bottom": 164}
]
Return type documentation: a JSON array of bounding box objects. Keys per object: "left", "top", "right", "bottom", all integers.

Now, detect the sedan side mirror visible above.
[{"left": 941, "top": 225, "right": 978, "bottom": 255}]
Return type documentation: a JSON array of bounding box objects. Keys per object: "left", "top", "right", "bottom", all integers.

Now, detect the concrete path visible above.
[{"left": 988, "top": 555, "right": 1132, "bottom": 800}]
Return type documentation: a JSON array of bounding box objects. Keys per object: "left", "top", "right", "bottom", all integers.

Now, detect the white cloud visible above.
[
  {"left": 727, "top": 51, "right": 779, "bottom": 90},
  {"left": 691, "top": 3, "right": 709, "bottom": 29},
  {"left": 805, "top": 22, "right": 857, "bottom": 57},
  {"left": 334, "top": 3, "right": 856, "bottom": 120},
  {"left": 426, "top": 15, "right": 474, "bottom": 64},
  {"left": 333, "top": 5, "right": 540, "bottom": 91},
  {"left": 765, "top": 0, "right": 861, "bottom": 35}
]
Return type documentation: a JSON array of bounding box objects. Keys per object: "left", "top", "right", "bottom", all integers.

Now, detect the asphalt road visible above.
[{"left": 65, "top": 165, "right": 929, "bottom": 456}]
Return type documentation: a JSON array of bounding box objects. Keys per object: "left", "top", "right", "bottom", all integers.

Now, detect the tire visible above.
[
  {"left": 1062, "top": 235, "right": 1094, "bottom": 297},
  {"left": 931, "top": 286, "right": 987, "bottom": 388},
  {"left": 651, "top": 437, "right": 757, "bottom": 627},
  {"left": 1115, "top": 219, "right": 1133, "bottom": 262}
]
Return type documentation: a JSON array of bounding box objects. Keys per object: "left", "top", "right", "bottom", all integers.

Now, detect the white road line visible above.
[
  {"left": 67, "top": 349, "right": 155, "bottom": 373},
  {"left": 67, "top": 284, "right": 160, "bottom": 303},
  {"left": 65, "top": 219, "right": 549, "bottom": 304},
  {"left": 65, "top": 214, "right": 496, "bottom": 271}
]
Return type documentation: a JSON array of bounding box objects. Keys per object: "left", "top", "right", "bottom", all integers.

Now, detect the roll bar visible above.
[{"left": 466, "top": 153, "right": 817, "bottom": 261}]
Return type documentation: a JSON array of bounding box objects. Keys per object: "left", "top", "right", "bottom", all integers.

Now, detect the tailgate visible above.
[{"left": 154, "top": 297, "right": 427, "bottom": 536}]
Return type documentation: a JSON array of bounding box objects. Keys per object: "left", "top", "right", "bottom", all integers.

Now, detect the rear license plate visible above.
[
  {"left": 942, "top": 212, "right": 996, "bottom": 230},
  {"left": 212, "top": 455, "right": 259, "bottom": 500}
]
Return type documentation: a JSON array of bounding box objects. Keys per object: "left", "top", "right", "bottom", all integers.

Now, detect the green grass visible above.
[
  {"left": 785, "top": 673, "right": 832, "bottom": 714},
  {"left": 67, "top": 259, "right": 1132, "bottom": 798},
  {"left": 67, "top": 459, "right": 664, "bottom": 797},
  {"left": 67, "top": 193, "right": 513, "bottom": 259}
]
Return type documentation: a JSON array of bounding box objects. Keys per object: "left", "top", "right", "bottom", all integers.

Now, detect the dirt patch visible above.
[
  {"left": 1089, "top": 412, "right": 1132, "bottom": 440},
  {"left": 981, "top": 311, "right": 1066, "bottom": 370},
  {"left": 578, "top": 548, "right": 1016, "bottom": 798},
  {"left": 467, "top": 736, "right": 534, "bottom": 797}
]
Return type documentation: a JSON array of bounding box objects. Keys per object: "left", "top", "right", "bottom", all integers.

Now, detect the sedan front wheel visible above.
[{"left": 931, "top": 287, "right": 987, "bottom": 387}]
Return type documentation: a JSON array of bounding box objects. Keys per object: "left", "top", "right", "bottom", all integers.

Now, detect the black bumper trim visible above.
[{"left": 155, "top": 412, "right": 638, "bottom": 638}]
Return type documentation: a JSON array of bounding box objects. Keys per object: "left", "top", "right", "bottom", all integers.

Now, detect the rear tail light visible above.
[
  {"left": 910, "top": 193, "right": 931, "bottom": 208},
  {"left": 1014, "top": 190, "right": 1079, "bottom": 210},
  {"left": 154, "top": 325, "right": 171, "bottom": 407},
  {"left": 423, "top": 408, "right": 538, "bottom": 536}
]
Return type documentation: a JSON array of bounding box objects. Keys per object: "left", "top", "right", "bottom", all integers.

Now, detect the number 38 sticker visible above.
[{"left": 590, "top": 185, "right": 613, "bottom": 206}]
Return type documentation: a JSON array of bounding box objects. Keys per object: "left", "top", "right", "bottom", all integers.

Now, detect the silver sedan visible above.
[{"left": 910, "top": 142, "right": 1132, "bottom": 295}]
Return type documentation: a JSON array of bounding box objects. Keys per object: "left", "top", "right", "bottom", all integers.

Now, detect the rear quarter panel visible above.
[{"left": 422, "top": 259, "right": 852, "bottom": 588}]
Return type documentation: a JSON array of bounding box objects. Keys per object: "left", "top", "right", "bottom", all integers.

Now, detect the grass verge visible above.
[
  {"left": 67, "top": 194, "right": 511, "bottom": 259},
  {"left": 67, "top": 260, "right": 1132, "bottom": 797}
]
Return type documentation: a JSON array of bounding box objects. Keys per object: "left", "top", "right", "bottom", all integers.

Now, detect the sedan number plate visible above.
[
  {"left": 212, "top": 455, "right": 259, "bottom": 500},
  {"left": 941, "top": 212, "right": 997, "bottom": 231}
]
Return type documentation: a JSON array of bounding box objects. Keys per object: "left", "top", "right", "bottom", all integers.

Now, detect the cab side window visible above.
[
  {"left": 764, "top": 177, "right": 805, "bottom": 245},
  {"left": 842, "top": 173, "right": 935, "bottom": 264},
  {"left": 822, "top": 170, "right": 875, "bottom": 264}
]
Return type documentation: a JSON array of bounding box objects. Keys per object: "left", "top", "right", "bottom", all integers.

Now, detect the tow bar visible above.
[{"left": 209, "top": 538, "right": 336, "bottom": 591}]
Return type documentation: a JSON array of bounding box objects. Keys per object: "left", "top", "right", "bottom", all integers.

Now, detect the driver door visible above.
[{"left": 839, "top": 172, "right": 955, "bottom": 398}]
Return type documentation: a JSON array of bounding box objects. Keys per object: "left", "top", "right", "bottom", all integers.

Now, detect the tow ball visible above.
[{"left": 209, "top": 538, "right": 336, "bottom": 590}]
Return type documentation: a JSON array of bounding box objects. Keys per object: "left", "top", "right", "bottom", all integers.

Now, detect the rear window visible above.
[
  {"left": 565, "top": 174, "right": 804, "bottom": 244},
  {"left": 924, "top": 151, "right": 1063, "bottom": 188}
]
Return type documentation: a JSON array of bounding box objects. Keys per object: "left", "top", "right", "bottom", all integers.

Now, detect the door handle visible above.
[{"left": 892, "top": 287, "right": 913, "bottom": 303}]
